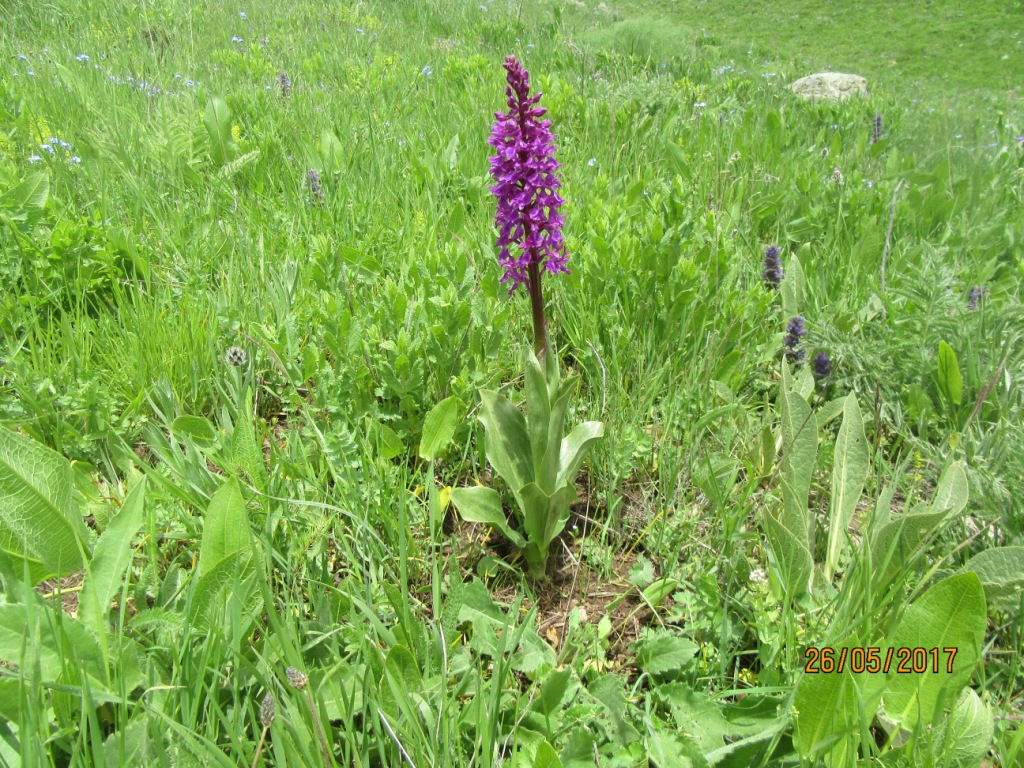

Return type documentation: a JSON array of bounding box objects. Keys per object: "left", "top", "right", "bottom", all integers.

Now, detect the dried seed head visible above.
[
  {"left": 286, "top": 667, "right": 308, "bottom": 690},
  {"left": 260, "top": 693, "right": 276, "bottom": 727},
  {"left": 225, "top": 346, "right": 248, "bottom": 367}
]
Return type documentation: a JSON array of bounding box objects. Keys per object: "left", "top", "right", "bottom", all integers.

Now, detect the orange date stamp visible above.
[{"left": 804, "top": 646, "right": 959, "bottom": 674}]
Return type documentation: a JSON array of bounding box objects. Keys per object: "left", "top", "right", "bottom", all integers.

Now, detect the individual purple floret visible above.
[
  {"left": 783, "top": 316, "right": 807, "bottom": 364},
  {"left": 812, "top": 351, "right": 832, "bottom": 381},
  {"left": 968, "top": 285, "right": 985, "bottom": 311},
  {"left": 487, "top": 56, "right": 567, "bottom": 293},
  {"left": 872, "top": 114, "right": 883, "bottom": 144},
  {"left": 762, "top": 245, "right": 783, "bottom": 289}
]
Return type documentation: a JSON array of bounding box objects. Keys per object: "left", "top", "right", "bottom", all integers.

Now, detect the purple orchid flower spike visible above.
[{"left": 487, "top": 56, "right": 567, "bottom": 358}]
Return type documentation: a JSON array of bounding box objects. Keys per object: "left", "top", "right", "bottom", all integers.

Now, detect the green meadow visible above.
[{"left": 0, "top": 0, "right": 1022, "bottom": 765}]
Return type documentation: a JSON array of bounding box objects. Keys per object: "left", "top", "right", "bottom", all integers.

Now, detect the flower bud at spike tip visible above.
[{"left": 487, "top": 56, "right": 567, "bottom": 357}]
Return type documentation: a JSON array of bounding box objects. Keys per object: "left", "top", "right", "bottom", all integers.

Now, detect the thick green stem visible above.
[{"left": 526, "top": 251, "right": 547, "bottom": 361}]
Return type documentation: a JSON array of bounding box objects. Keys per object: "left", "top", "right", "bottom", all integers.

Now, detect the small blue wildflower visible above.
[
  {"left": 185, "top": 79, "right": 196, "bottom": 87},
  {"left": 239, "top": 11, "right": 247, "bottom": 19},
  {"left": 26, "top": 70, "right": 35, "bottom": 77},
  {"left": 69, "top": 156, "right": 82, "bottom": 165},
  {"left": 28, "top": 155, "right": 42, "bottom": 163},
  {"left": 355, "top": 27, "right": 365, "bottom": 34},
  {"left": 587, "top": 158, "right": 596, "bottom": 167},
  {"left": 75, "top": 54, "right": 90, "bottom": 63},
  {"left": 232, "top": 35, "right": 244, "bottom": 43},
  {"left": 40, "top": 143, "right": 54, "bottom": 153},
  {"left": 421, "top": 65, "right": 433, "bottom": 76},
  {"left": 694, "top": 101, "right": 707, "bottom": 108}
]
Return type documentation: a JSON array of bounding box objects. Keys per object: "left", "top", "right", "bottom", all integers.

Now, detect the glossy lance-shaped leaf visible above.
[
  {"left": 419, "top": 396, "right": 463, "bottom": 460},
  {"left": 0, "top": 427, "right": 91, "bottom": 583},
  {"left": 937, "top": 339, "right": 963, "bottom": 406},
  {"left": 449, "top": 485, "right": 526, "bottom": 549},
  {"left": 476, "top": 389, "right": 533, "bottom": 495},
  {"left": 79, "top": 477, "right": 147, "bottom": 639}
]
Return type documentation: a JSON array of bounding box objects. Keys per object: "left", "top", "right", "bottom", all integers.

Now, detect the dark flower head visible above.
[
  {"left": 285, "top": 667, "right": 308, "bottom": 690},
  {"left": 872, "top": 114, "right": 883, "bottom": 144},
  {"left": 306, "top": 168, "right": 324, "bottom": 204},
  {"left": 279, "top": 71, "right": 291, "bottom": 98},
  {"left": 783, "top": 316, "right": 807, "bottom": 364},
  {"left": 812, "top": 351, "right": 832, "bottom": 381},
  {"left": 486, "top": 56, "right": 567, "bottom": 293},
  {"left": 967, "top": 285, "right": 985, "bottom": 311},
  {"left": 762, "top": 245, "right": 783, "bottom": 289},
  {"left": 260, "top": 693, "right": 276, "bottom": 728},
  {"left": 225, "top": 346, "right": 247, "bottom": 367}
]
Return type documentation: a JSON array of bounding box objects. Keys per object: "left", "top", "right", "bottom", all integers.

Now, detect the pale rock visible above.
[{"left": 788, "top": 72, "right": 869, "bottom": 101}]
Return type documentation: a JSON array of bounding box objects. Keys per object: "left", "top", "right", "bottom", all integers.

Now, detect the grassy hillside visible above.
[{"left": 0, "top": 0, "right": 1021, "bottom": 766}]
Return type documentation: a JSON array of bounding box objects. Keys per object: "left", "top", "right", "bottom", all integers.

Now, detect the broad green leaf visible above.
[
  {"left": 963, "top": 546, "right": 1024, "bottom": 609},
  {"left": 883, "top": 573, "right": 986, "bottom": 727},
  {"left": 198, "top": 477, "right": 249, "bottom": 571},
  {"left": 230, "top": 395, "right": 267, "bottom": 494},
  {"left": 937, "top": 340, "right": 963, "bottom": 406},
  {"left": 188, "top": 548, "right": 258, "bottom": 632},
  {"left": 79, "top": 477, "right": 147, "bottom": 639},
  {"left": 871, "top": 462, "right": 967, "bottom": 583},
  {"left": 654, "top": 684, "right": 733, "bottom": 754},
  {"left": 693, "top": 452, "right": 739, "bottom": 502},
  {"left": 933, "top": 688, "right": 992, "bottom": 766},
  {"left": 825, "top": 394, "right": 868, "bottom": 581},
  {"left": 478, "top": 389, "right": 533, "bottom": 493},
  {"left": 450, "top": 486, "right": 526, "bottom": 549},
  {"left": 203, "top": 97, "right": 235, "bottom": 166},
  {"left": 815, "top": 397, "right": 847, "bottom": 430},
  {"left": 0, "top": 172, "right": 49, "bottom": 215},
  {"left": 793, "top": 657, "right": 864, "bottom": 765},
  {"left": 379, "top": 644, "right": 422, "bottom": 719},
  {"left": 588, "top": 675, "right": 642, "bottom": 746},
  {"left": 778, "top": 364, "right": 816, "bottom": 537},
  {"left": 665, "top": 140, "right": 689, "bottom": 179},
  {"left": 531, "top": 667, "right": 574, "bottom": 718},
  {"left": 419, "top": 396, "right": 463, "bottom": 460},
  {"left": 763, "top": 510, "right": 813, "bottom": 599},
  {"left": 556, "top": 421, "right": 604, "bottom": 490},
  {"left": 321, "top": 129, "right": 346, "bottom": 175},
  {"left": 928, "top": 461, "right": 968, "bottom": 517},
  {"left": 170, "top": 415, "right": 217, "bottom": 446},
  {"left": 518, "top": 482, "right": 576, "bottom": 576},
  {"left": 0, "top": 427, "right": 91, "bottom": 583},
  {"left": 369, "top": 419, "right": 405, "bottom": 461},
  {"left": 532, "top": 740, "right": 562, "bottom": 768},
  {"left": 641, "top": 577, "right": 678, "bottom": 607},
  {"left": 0, "top": 603, "right": 106, "bottom": 684},
  {"left": 457, "top": 578, "right": 510, "bottom": 656},
  {"left": 635, "top": 633, "right": 699, "bottom": 677},
  {"left": 781, "top": 254, "right": 805, "bottom": 316},
  {"left": 871, "top": 507, "right": 949, "bottom": 583}
]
